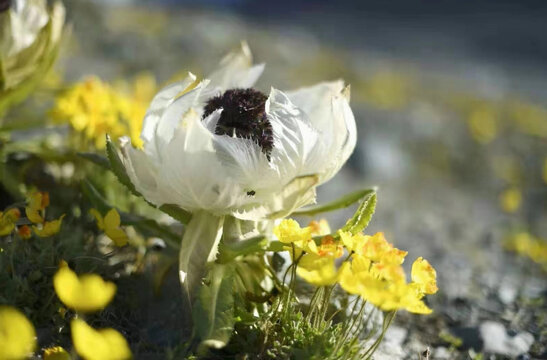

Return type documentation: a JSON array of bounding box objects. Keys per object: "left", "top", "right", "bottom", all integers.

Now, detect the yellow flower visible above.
[
  {"left": 316, "top": 236, "right": 344, "bottom": 258},
  {"left": 360, "top": 232, "right": 407, "bottom": 264},
  {"left": 499, "top": 187, "right": 522, "bottom": 213},
  {"left": 43, "top": 346, "right": 70, "bottom": 360},
  {"left": 308, "top": 219, "right": 331, "bottom": 236},
  {"left": 53, "top": 261, "right": 116, "bottom": 313},
  {"left": 71, "top": 319, "right": 132, "bottom": 360},
  {"left": 32, "top": 215, "right": 65, "bottom": 237},
  {"left": 296, "top": 253, "right": 338, "bottom": 286},
  {"left": 25, "top": 191, "right": 49, "bottom": 224},
  {"left": 274, "top": 219, "right": 317, "bottom": 254},
  {"left": 467, "top": 104, "right": 498, "bottom": 144},
  {"left": 50, "top": 76, "right": 154, "bottom": 150},
  {"left": 89, "top": 209, "right": 128, "bottom": 247},
  {"left": 0, "top": 306, "right": 36, "bottom": 360},
  {"left": 411, "top": 257, "right": 438, "bottom": 295},
  {"left": 0, "top": 208, "right": 20, "bottom": 236},
  {"left": 274, "top": 219, "right": 312, "bottom": 244}
]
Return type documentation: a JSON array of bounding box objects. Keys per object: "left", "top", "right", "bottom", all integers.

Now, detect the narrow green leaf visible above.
[
  {"left": 105, "top": 135, "right": 139, "bottom": 197},
  {"left": 217, "top": 236, "right": 269, "bottom": 264},
  {"left": 77, "top": 152, "right": 110, "bottom": 170},
  {"left": 339, "top": 192, "right": 377, "bottom": 235},
  {"left": 193, "top": 263, "right": 235, "bottom": 349},
  {"left": 292, "top": 188, "right": 377, "bottom": 216}
]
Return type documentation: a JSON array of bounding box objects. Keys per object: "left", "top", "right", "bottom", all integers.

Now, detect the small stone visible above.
[{"left": 480, "top": 321, "right": 534, "bottom": 357}]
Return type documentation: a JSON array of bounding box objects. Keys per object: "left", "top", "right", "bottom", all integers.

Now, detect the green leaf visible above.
[
  {"left": 217, "top": 235, "right": 269, "bottom": 264},
  {"left": 105, "top": 135, "right": 192, "bottom": 225},
  {"left": 106, "top": 135, "right": 139, "bottom": 197},
  {"left": 292, "top": 187, "right": 377, "bottom": 216},
  {"left": 77, "top": 152, "right": 111, "bottom": 170},
  {"left": 193, "top": 263, "right": 235, "bottom": 349},
  {"left": 179, "top": 211, "right": 224, "bottom": 307},
  {"left": 339, "top": 191, "right": 377, "bottom": 235}
]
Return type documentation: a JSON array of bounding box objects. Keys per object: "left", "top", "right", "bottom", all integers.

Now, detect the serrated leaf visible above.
[
  {"left": 339, "top": 191, "right": 377, "bottom": 235},
  {"left": 193, "top": 263, "right": 235, "bottom": 349},
  {"left": 292, "top": 188, "right": 377, "bottom": 216},
  {"left": 179, "top": 211, "right": 224, "bottom": 307},
  {"left": 159, "top": 204, "right": 192, "bottom": 225},
  {"left": 106, "top": 135, "right": 140, "bottom": 197}
]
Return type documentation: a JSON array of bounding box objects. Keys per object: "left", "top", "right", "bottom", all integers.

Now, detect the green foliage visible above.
[
  {"left": 192, "top": 263, "right": 236, "bottom": 350},
  {"left": 340, "top": 191, "right": 377, "bottom": 235},
  {"left": 293, "top": 188, "right": 376, "bottom": 216}
]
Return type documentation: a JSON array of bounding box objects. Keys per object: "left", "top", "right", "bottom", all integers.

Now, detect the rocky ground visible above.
[{"left": 56, "top": 1, "right": 547, "bottom": 358}]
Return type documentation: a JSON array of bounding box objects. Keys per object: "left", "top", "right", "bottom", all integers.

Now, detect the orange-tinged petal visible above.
[
  {"left": 411, "top": 257, "right": 438, "bottom": 295},
  {"left": 43, "top": 346, "right": 71, "bottom": 360},
  {"left": 18, "top": 225, "right": 32, "bottom": 239}
]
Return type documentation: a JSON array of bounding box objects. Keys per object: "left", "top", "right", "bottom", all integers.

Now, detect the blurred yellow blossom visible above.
[
  {"left": 89, "top": 208, "right": 128, "bottom": 247},
  {"left": 0, "top": 306, "right": 36, "bottom": 360},
  {"left": 467, "top": 105, "right": 498, "bottom": 144},
  {"left": 43, "top": 346, "right": 71, "bottom": 360},
  {"left": 25, "top": 191, "right": 49, "bottom": 224},
  {"left": 296, "top": 253, "right": 338, "bottom": 286},
  {"left": 50, "top": 76, "right": 153, "bottom": 149},
  {"left": 0, "top": 208, "right": 20, "bottom": 236},
  {"left": 53, "top": 261, "right": 116, "bottom": 313},
  {"left": 33, "top": 215, "right": 65, "bottom": 238},
  {"left": 360, "top": 71, "right": 411, "bottom": 110},
  {"left": 71, "top": 319, "right": 132, "bottom": 360},
  {"left": 509, "top": 101, "right": 547, "bottom": 138},
  {"left": 499, "top": 187, "right": 522, "bottom": 213},
  {"left": 504, "top": 232, "right": 547, "bottom": 269},
  {"left": 308, "top": 219, "right": 331, "bottom": 236}
]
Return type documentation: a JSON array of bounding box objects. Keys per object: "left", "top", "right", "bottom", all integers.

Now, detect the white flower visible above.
[
  {"left": 0, "top": 0, "right": 65, "bottom": 109},
  {"left": 120, "top": 42, "right": 356, "bottom": 221}
]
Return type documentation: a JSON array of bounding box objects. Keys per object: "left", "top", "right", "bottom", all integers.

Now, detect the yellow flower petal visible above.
[
  {"left": 89, "top": 208, "right": 104, "bottom": 230},
  {"left": 43, "top": 346, "right": 71, "bottom": 360},
  {"left": 71, "top": 319, "right": 132, "bottom": 360},
  {"left": 0, "top": 306, "right": 36, "bottom": 360},
  {"left": 53, "top": 262, "right": 116, "bottom": 313},
  {"left": 105, "top": 228, "right": 128, "bottom": 247},
  {"left": 18, "top": 225, "right": 32, "bottom": 240},
  {"left": 296, "top": 253, "right": 338, "bottom": 286},
  {"left": 104, "top": 209, "right": 121, "bottom": 229},
  {"left": 25, "top": 207, "right": 44, "bottom": 224},
  {"left": 308, "top": 219, "right": 331, "bottom": 236},
  {"left": 33, "top": 215, "right": 65, "bottom": 237},
  {"left": 273, "top": 219, "right": 312, "bottom": 244},
  {"left": 411, "top": 257, "right": 438, "bottom": 295}
]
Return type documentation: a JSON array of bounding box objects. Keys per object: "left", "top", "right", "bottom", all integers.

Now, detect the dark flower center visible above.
[
  {"left": 0, "top": 0, "right": 11, "bottom": 12},
  {"left": 202, "top": 88, "right": 273, "bottom": 158}
]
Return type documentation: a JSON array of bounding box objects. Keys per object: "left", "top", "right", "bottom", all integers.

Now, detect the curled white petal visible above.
[
  {"left": 207, "top": 41, "right": 265, "bottom": 90},
  {"left": 1, "top": 0, "right": 49, "bottom": 56}
]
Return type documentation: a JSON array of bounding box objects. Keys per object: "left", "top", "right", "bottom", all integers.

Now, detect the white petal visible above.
[
  {"left": 316, "top": 88, "right": 357, "bottom": 184},
  {"left": 207, "top": 41, "right": 265, "bottom": 90},
  {"left": 141, "top": 72, "right": 196, "bottom": 156},
  {"left": 3, "top": 0, "right": 49, "bottom": 56},
  {"left": 158, "top": 110, "right": 247, "bottom": 213},
  {"left": 152, "top": 79, "right": 211, "bottom": 159},
  {"left": 119, "top": 137, "right": 163, "bottom": 205},
  {"left": 266, "top": 88, "right": 323, "bottom": 181},
  {"left": 285, "top": 80, "right": 345, "bottom": 134},
  {"left": 212, "top": 134, "right": 277, "bottom": 190},
  {"left": 231, "top": 175, "right": 318, "bottom": 221}
]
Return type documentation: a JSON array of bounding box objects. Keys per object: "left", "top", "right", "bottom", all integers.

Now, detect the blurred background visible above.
[{"left": 5, "top": 0, "right": 547, "bottom": 358}]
